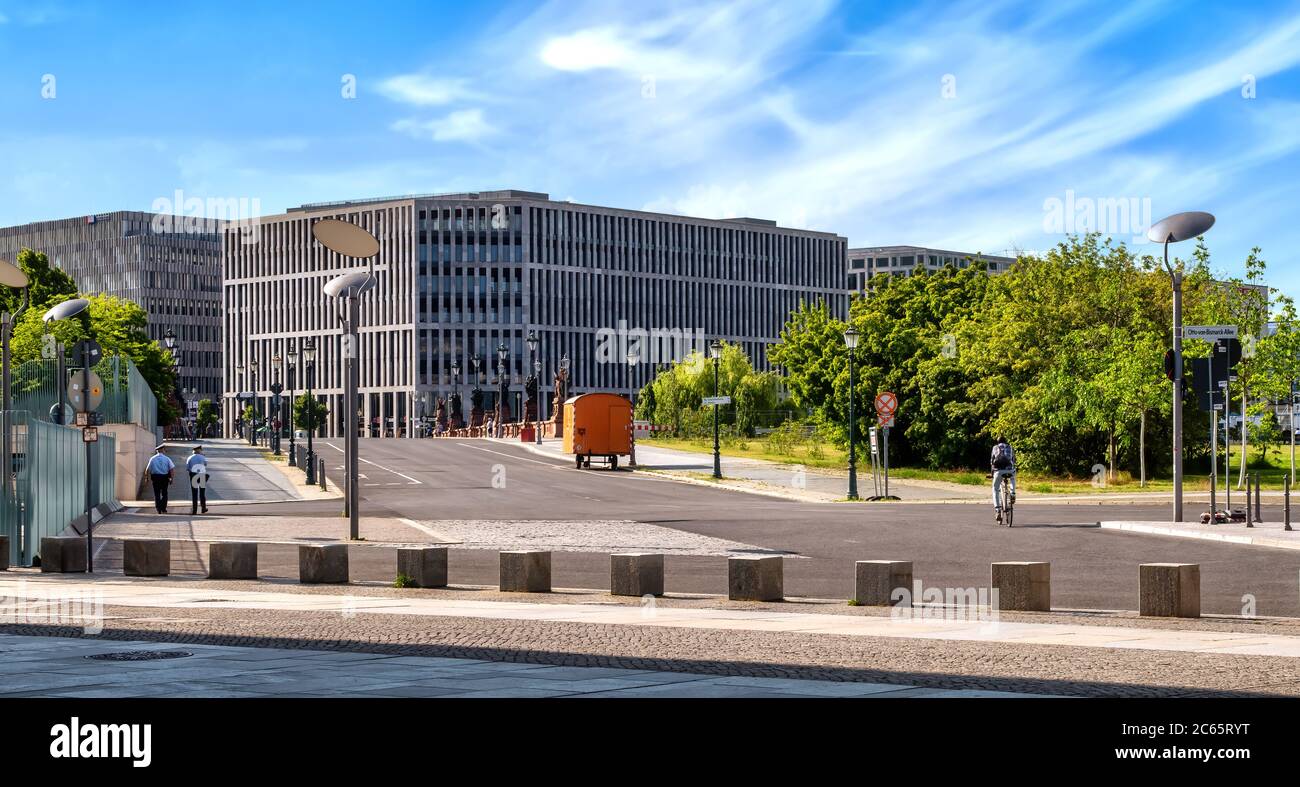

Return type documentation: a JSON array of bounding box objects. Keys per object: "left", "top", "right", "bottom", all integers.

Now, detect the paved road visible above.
[{"left": 187, "top": 437, "right": 1300, "bottom": 617}]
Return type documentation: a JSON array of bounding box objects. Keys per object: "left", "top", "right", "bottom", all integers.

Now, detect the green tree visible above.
[
  {"left": 0, "top": 248, "right": 77, "bottom": 314},
  {"left": 195, "top": 398, "right": 219, "bottom": 438},
  {"left": 293, "top": 393, "right": 329, "bottom": 435}
]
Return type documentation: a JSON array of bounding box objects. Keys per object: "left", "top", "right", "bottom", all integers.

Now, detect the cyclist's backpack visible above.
[{"left": 992, "top": 443, "right": 1013, "bottom": 469}]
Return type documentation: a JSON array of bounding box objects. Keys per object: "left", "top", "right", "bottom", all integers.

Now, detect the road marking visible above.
[
  {"left": 456, "top": 443, "right": 565, "bottom": 468},
  {"left": 398, "top": 518, "right": 449, "bottom": 540},
  {"left": 316, "top": 442, "right": 420, "bottom": 485}
]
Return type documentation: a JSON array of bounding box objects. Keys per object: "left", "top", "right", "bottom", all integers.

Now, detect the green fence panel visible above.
[
  {"left": 0, "top": 410, "right": 116, "bottom": 566},
  {"left": 6, "top": 355, "right": 157, "bottom": 431}
]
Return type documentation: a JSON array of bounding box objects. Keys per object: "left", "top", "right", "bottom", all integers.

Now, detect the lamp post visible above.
[
  {"left": 710, "top": 339, "right": 722, "bottom": 479},
  {"left": 626, "top": 342, "right": 641, "bottom": 467},
  {"left": 315, "top": 218, "right": 380, "bottom": 541},
  {"left": 270, "top": 352, "right": 283, "bottom": 456},
  {"left": 497, "top": 342, "right": 509, "bottom": 438},
  {"left": 43, "top": 299, "right": 93, "bottom": 571},
  {"left": 235, "top": 363, "right": 245, "bottom": 441},
  {"left": 1148, "top": 211, "right": 1216, "bottom": 524},
  {"left": 526, "top": 331, "right": 540, "bottom": 443},
  {"left": 303, "top": 338, "right": 317, "bottom": 485},
  {"left": 450, "top": 357, "right": 461, "bottom": 434},
  {"left": 286, "top": 345, "right": 298, "bottom": 465},
  {"left": 843, "top": 327, "right": 860, "bottom": 500},
  {"left": 248, "top": 358, "right": 259, "bottom": 447}
]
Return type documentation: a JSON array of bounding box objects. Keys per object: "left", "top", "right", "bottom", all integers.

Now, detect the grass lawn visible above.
[{"left": 642, "top": 435, "right": 1300, "bottom": 493}]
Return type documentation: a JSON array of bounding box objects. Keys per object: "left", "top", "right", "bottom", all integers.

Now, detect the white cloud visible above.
[
  {"left": 377, "top": 74, "right": 474, "bottom": 107},
  {"left": 391, "top": 109, "right": 494, "bottom": 143}
]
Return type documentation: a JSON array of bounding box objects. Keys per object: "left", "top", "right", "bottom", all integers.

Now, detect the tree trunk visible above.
[
  {"left": 1108, "top": 422, "right": 1117, "bottom": 483},
  {"left": 1238, "top": 383, "right": 1248, "bottom": 488},
  {"left": 1139, "top": 409, "right": 1146, "bottom": 487}
]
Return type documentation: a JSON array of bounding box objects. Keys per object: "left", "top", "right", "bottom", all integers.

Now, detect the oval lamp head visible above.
[
  {"left": 323, "top": 271, "right": 376, "bottom": 298},
  {"left": 0, "top": 259, "right": 29, "bottom": 288},
  {"left": 312, "top": 219, "right": 380, "bottom": 259},
  {"left": 1148, "top": 211, "right": 1215, "bottom": 244},
  {"left": 42, "top": 297, "right": 90, "bottom": 323}
]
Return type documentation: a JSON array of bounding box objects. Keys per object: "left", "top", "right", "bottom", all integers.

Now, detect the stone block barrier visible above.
[
  {"left": 1139, "top": 563, "right": 1200, "bottom": 618},
  {"left": 728, "top": 555, "right": 783, "bottom": 601},
  {"left": 209, "top": 542, "right": 259, "bottom": 580},
  {"left": 611, "top": 553, "right": 664, "bottom": 597},
  {"left": 123, "top": 539, "right": 171, "bottom": 577},
  {"left": 854, "top": 560, "right": 912, "bottom": 606},
  {"left": 299, "top": 544, "right": 349, "bottom": 584},
  {"left": 990, "top": 561, "right": 1051, "bottom": 612},
  {"left": 500, "top": 550, "right": 551, "bottom": 592},
  {"left": 40, "top": 537, "right": 86, "bottom": 574},
  {"left": 398, "top": 547, "right": 449, "bottom": 588}
]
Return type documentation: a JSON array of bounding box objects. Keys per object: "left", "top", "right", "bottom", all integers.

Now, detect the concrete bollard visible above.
[
  {"left": 209, "top": 542, "right": 258, "bottom": 580},
  {"left": 1139, "top": 563, "right": 1200, "bottom": 618},
  {"left": 40, "top": 537, "right": 87, "bottom": 574},
  {"left": 854, "top": 560, "right": 913, "bottom": 606},
  {"left": 123, "top": 539, "right": 171, "bottom": 577},
  {"left": 500, "top": 550, "right": 552, "bottom": 592},
  {"left": 611, "top": 553, "right": 664, "bottom": 597},
  {"left": 990, "top": 561, "right": 1051, "bottom": 612},
  {"left": 728, "top": 555, "right": 783, "bottom": 601},
  {"left": 397, "top": 547, "right": 448, "bottom": 588},
  {"left": 0, "top": 535, "right": 8, "bottom": 571},
  {"left": 299, "top": 544, "right": 349, "bottom": 584}
]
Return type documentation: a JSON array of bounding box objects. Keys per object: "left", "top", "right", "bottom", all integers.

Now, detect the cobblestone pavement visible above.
[
  {"left": 0, "top": 633, "right": 1044, "bottom": 698},
  {"left": 3, "top": 599, "right": 1299, "bottom": 697}
]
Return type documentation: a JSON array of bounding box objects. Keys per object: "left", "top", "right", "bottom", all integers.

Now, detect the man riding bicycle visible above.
[{"left": 991, "top": 437, "right": 1016, "bottom": 523}]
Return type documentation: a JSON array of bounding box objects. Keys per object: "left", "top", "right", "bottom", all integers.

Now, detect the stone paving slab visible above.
[
  {"left": 0, "top": 632, "right": 1039, "bottom": 698},
  {"left": 1100, "top": 520, "right": 1300, "bottom": 551}
]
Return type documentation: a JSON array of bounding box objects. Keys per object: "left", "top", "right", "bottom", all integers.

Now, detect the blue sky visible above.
[{"left": 2, "top": 0, "right": 1299, "bottom": 295}]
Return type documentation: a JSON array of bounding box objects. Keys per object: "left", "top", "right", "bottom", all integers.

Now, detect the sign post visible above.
[{"left": 871, "top": 392, "right": 899, "bottom": 500}]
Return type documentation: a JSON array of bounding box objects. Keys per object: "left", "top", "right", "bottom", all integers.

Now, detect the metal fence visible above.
[
  {"left": 8, "top": 354, "right": 158, "bottom": 432},
  {"left": 1, "top": 410, "right": 117, "bottom": 567}
]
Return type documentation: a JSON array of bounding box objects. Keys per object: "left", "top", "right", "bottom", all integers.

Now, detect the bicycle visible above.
[{"left": 987, "top": 472, "right": 1016, "bottom": 527}]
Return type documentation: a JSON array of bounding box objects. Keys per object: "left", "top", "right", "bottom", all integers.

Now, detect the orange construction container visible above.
[{"left": 562, "top": 393, "right": 633, "bottom": 469}]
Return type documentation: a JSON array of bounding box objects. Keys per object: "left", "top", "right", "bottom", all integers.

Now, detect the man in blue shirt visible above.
[
  {"left": 145, "top": 446, "right": 175, "bottom": 514},
  {"left": 186, "top": 445, "right": 209, "bottom": 515}
]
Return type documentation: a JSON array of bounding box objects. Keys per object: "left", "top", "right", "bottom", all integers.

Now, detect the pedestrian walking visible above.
[
  {"left": 145, "top": 445, "right": 175, "bottom": 514},
  {"left": 187, "top": 445, "right": 209, "bottom": 515}
]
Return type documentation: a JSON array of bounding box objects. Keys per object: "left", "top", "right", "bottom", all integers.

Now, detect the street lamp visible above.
[
  {"left": 497, "top": 342, "right": 509, "bottom": 438},
  {"left": 843, "top": 327, "right": 860, "bottom": 501},
  {"left": 270, "top": 352, "right": 283, "bottom": 456},
  {"left": 1148, "top": 210, "right": 1216, "bottom": 523},
  {"left": 235, "top": 362, "right": 245, "bottom": 441},
  {"left": 526, "top": 331, "right": 540, "bottom": 444},
  {"left": 302, "top": 338, "right": 317, "bottom": 485},
  {"left": 315, "top": 217, "right": 380, "bottom": 541},
  {"left": 249, "top": 357, "right": 260, "bottom": 447},
  {"left": 43, "top": 298, "right": 95, "bottom": 571},
  {"left": 709, "top": 339, "right": 722, "bottom": 479},
  {"left": 286, "top": 345, "right": 298, "bottom": 464}
]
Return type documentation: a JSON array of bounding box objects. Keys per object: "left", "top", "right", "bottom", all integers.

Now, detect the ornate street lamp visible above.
[
  {"left": 302, "top": 338, "right": 317, "bottom": 485},
  {"left": 249, "top": 357, "right": 260, "bottom": 447},
  {"left": 286, "top": 344, "right": 298, "bottom": 465},
  {"left": 496, "top": 342, "right": 509, "bottom": 437},
  {"left": 526, "top": 331, "right": 540, "bottom": 444},
  {"left": 270, "top": 352, "right": 283, "bottom": 456}
]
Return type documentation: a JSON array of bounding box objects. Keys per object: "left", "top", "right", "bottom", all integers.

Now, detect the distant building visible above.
[
  {"left": 222, "top": 190, "right": 847, "bottom": 437},
  {"left": 0, "top": 211, "right": 223, "bottom": 404},
  {"left": 847, "top": 245, "right": 1016, "bottom": 293}
]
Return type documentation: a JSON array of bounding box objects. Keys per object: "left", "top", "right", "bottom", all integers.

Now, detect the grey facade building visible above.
[
  {"left": 0, "top": 211, "right": 223, "bottom": 404},
  {"left": 847, "top": 245, "right": 1016, "bottom": 293},
  {"left": 223, "top": 190, "right": 846, "bottom": 437}
]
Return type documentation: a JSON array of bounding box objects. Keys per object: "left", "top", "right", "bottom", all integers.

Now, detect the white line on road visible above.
[
  {"left": 398, "top": 518, "right": 449, "bottom": 540},
  {"left": 456, "top": 443, "right": 565, "bottom": 468},
  {"left": 316, "top": 442, "right": 420, "bottom": 484}
]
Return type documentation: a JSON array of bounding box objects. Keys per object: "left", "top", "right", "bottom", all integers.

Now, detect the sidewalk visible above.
[
  {"left": 1101, "top": 518, "right": 1300, "bottom": 551},
  {"left": 0, "top": 632, "right": 1038, "bottom": 698}
]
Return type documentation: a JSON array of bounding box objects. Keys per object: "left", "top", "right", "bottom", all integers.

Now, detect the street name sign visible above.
[
  {"left": 702, "top": 396, "right": 731, "bottom": 406},
  {"left": 1185, "top": 325, "right": 1238, "bottom": 340}
]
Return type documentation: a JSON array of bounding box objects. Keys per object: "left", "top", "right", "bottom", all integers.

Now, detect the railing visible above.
[
  {"left": 1, "top": 410, "right": 117, "bottom": 567},
  {"left": 7, "top": 355, "right": 158, "bottom": 431}
]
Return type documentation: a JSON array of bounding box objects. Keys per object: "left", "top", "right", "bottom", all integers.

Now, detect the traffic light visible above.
[{"left": 1163, "top": 349, "right": 1176, "bottom": 381}]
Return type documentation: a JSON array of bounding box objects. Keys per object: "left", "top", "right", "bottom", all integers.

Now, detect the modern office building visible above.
[
  {"left": 222, "top": 190, "right": 847, "bottom": 437},
  {"left": 847, "top": 245, "right": 1016, "bottom": 293},
  {"left": 0, "top": 211, "right": 224, "bottom": 405}
]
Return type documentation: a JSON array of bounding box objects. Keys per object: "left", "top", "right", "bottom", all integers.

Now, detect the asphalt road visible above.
[{"left": 226, "top": 437, "right": 1300, "bottom": 617}]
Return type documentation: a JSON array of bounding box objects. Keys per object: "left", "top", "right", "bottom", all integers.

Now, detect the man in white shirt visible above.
[
  {"left": 186, "top": 445, "right": 209, "bottom": 515},
  {"left": 145, "top": 446, "right": 175, "bottom": 514}
]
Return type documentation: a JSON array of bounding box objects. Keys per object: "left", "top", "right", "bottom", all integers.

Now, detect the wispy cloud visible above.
[
  {"left": 376, "top": 74, "right": 476, "bottom": 107},
  {"left": 391, "top": 109, "right": 494, "bottom": 143}
]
